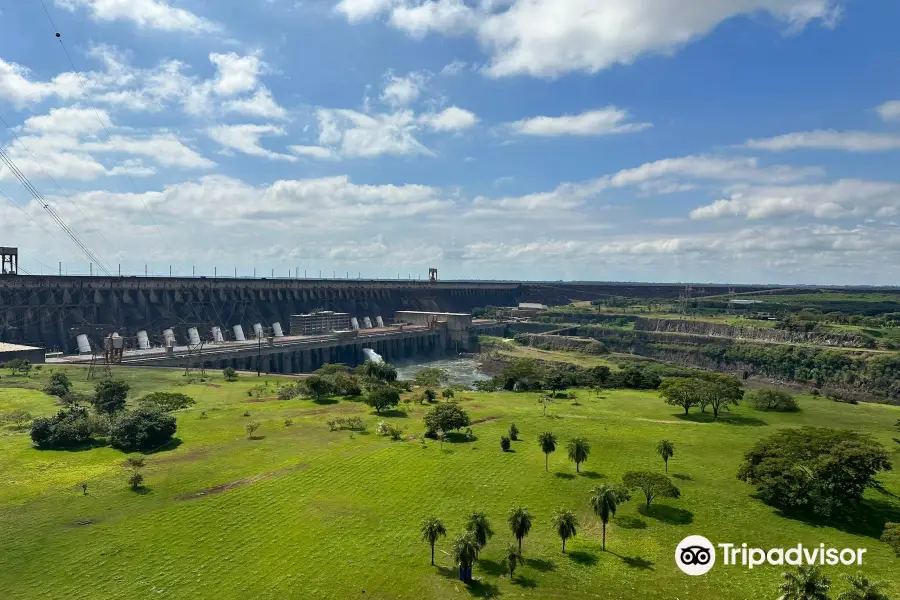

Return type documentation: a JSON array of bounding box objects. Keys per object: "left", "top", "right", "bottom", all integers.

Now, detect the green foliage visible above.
[
  {"left": 364, "top": 387, "right": 400, "bottom": 413},
  {"left": 61, "top": 391, "right": 93, "bottom": 409},
  {"left": 109, "top": 407, "right": 177, "bottom": 452},
  {"left": 326, "top": 416, "right": 365, "bottom": 432},
  {"left": 658, "top": 377, "right": 700, "bottom": 415},
  {"left": 566, "top": 437, "right": 591, "bottom": 472},
  {"left": 43, "top": 372, "right": 72, "bottom": 397},
  {"left": 589, "top": 484, "right": 630, "bottom": 550},
  {"left": 507, "top": 506, "right": 532, "bottom": 554},
  {"left": 423, "top": 403, "right": 470, "bottom": 435},
  {"left": 3, "top": 359, "right": 32, "bottom": 376},
  {"left": 508, "top": 423, "right": 519, "bottom": 441},
  {"left": 222, "top": 367, "right": 238, "bottom": 381},
  {"left": 738, "top": 427, "right": 892, "bottom": 519},
  {"left": 92, "top": 378, "right": 130, "bottom": 415},
  {"left": 749, "top": 388, "right": 800, "bottom": 412},
  {"left": 376, "top": 421, "right": 404, "bottom": 440},
  {"left": 0, "top": 409, "right": 32, "bottom": 428},
  {"left": 504, "top": 543, "right": 523, "bottom": 577},
  {"left": 284, "top": 418, "right": 293, "bottom": 427},
  {"left": 423, "top": 389, "right": 437, "bottom": 402},
  {"left": 451, "top": 532, "right": 479, "bottom": 582},
  {"left": 656, "top": 440, "right": 675, "bottom": 472},
  {"left": 30, "top": 408, "right": 94, "bottom": 449},
  {"left": 837, "top": 572, "right": 889, "bottom": 600},
  {"left": 125, "top": 457, "right": 145, "bottom": 491},
  {"left": 622, "top": 471, "right": 680, "bottom": 509},
  {"left": 500, "top": 358, "right": 545, "bottom": 391},
  {"left": 697, "top": 373, "right": 744, "bottom": 418},
  {"left": 537, "top": 431, "right": 557, "bottom": 471},
  {"left": 301, "top": 375, "right": 335, "bottom": 401},
  {"left": 420, "top": 516, "right": 446, "bottom": 565},
  {"left": 414, "top": 368, "right": 450, "bottom": 388},
  {"left": 138, "top": 392, "right": 196, "bottom": 412},
  {"left": 245, "top": 421, "right": 260, "bottom": 439},
  {"left": 359, "top": 361, "right": 398, "bottom": 386},
  {"left": 500, "top": 436, "right": 511, "bottom": 452},
  {"left": 465, "top": 510, "right": 494, "bottom": 552},
  {"left": 441, "top": 388, "right": 455, "bottom": 400},
  {"left": 881, "top": 523, "right": 900, "bottom": 557},
  {"left": 551, "top": 508, "right": 578, "bottom": 553},
  {"left": 778, "top": 566, "right": 831, "bottom": 600},
  {"left": 314, "top": 363, "right": 351, "bottom": 376}
]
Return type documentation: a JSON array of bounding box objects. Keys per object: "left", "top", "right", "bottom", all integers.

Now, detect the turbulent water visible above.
[
  {"left": 362, "top": 348, "right": 384, "bottom": 363},
  {"left": 394, "top": 356, "right": 491, "bottom": 387}
]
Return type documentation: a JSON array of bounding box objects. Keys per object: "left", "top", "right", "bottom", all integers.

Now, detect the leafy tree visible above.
[
  {"left": 125, "top": 456, "right": 145, "bottom": 491},
  {"left": 452, "top": 532, "right": 479, "bottom": 583},
  {"left": 138, "top": 392, "right": 196, "bottom": 412},
  {"left": 508, "top": 423, "right": 519, "bottom": 441},
  {"left": 365, "top": 387, "right": 400, "bottom": 413},
  {"left": 302, "top": 375, "right": 335, "bottom": 402},
  {"left": 500, "top": 358, "right": 544, "bottom": 391},
  {"left": 508, "top": 506, "right": 533, "bottom": 554},
  {"left": 837, "top": 572, "right": 888, "bottom": 600},
  {"left": 505, "top": 543, "right": 523, "bottom": 578},
  {"left": 587, "top": 365, "right": 611, "bottom": 387},
  {"left": 778, "top": 566, "right": 831, "bottom": 600},
  {"left": 360, "top": 361, "right": 398, "bottom": 386},
  {"left": 537, "top": 431, "right": 557, "bottom": 472},
  {"left": 699, "top": 373, "right": 744, "bottom": 418},
  {"left": 590, "top": 484, "right": 630, "bottom": 550},
  {"left": 4, "top": 359, "right": 32, "bottom": 376},
  {"left": 658, "top": 377, "right": 700, "bottom": 415},
  {"left": 882, "top": 522, "right": 900, "bottom": 557},
  {"left": 738, "top": 427, "right": 892, "bottom": 519},
  {"left": 424, "top": 403, "right": 470, "bottom": 435},
  {"left": 1, "top": 409, "right": 32, "bottom": 428},
  {"left": 245, "top": 421, "right": 260, "bottom": 439},
  {"left": 423, "top": 389, "right": 437, "bottom": 402},
  {"left": 92, "top": 378, "right": 130, "bottom": 415},
  {"left": 543, "top": 371, "right": 569, "bottom": 395},
  {"left": 464, "top": 511, "right": 493, "bottom": 555},
  {"left": 414, "top": 368, "right": 450, "bottom": 388},
  {"left": 551, "top": 508, "right": 578, "bottom": 553},
  {"left": 750, "top": 388, "right": 800, "bottom": 412},
  {"left": 109, "top": 407, "right": 177, "bottom": 452},
  {"left": 61, "top": 392, "right": 92, "bottom": 409},
  {"left": 538, "top": 395, "right": 553, "bottom": 416},
  {"left": 30, "top": 408, "right": 94, "bottom": 448},
  {"left": 43, "top": 372, "right": 72, "bottom": 397},
  {"left": 622, "top": 471, "right": 680, "bottom": 509},
  {"left": 314, "top": 363, "right": 351, "bottom": 376},
  {"left": 420, "top": 516, "right": 446, "bottom": 566},
  {"left": 567, "top": 437, "right": 591, "bottom": 473},
  {"left": 656, "top": 439, "right": 675, "bottom": 473},
  {"left": 441, "top": 388, "right": 455, "bottom": 400},
  {"left": 223, "top": 367, "right": 238, "bottom": 381},
  {"left": 500, "top": 436, "right": 511, "bottom": 452}
]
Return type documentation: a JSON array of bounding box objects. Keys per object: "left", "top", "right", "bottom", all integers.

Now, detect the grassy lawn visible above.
[{"left": 1, "top": 365, "right": 899, "bottom": 599}]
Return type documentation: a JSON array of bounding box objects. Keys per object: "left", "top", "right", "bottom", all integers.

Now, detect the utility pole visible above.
[
  {"left": 90, "top": 262, "right": 93, "bottom": 276},
  {"left": 192, "top": 266, "right": 195, "bottom": 277},
  {"left": 145, "top": 264, "right": 148, "bottom": 277},
  {"left": 257, "top": 327, "right": 264, "bottom": 377},
  {"left": 169, "top": 265, "right": 172, "bottom": 277},
  {"left": 58, "top": 262, "right": 61, "bottom": 276}
]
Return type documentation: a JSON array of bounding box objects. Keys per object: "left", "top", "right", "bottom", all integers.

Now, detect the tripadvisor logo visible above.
[{"left": 675, "top": 536, "right": 867, "bottom": 576}]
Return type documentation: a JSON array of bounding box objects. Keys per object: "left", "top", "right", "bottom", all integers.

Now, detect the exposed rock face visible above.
[{"left": 633, "top": 318, "right": 872, "bottom": 348}]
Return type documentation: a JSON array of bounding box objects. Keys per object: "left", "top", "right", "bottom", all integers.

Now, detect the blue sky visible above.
[{"left": 2, "top": 0, "right": 900, "bottom": 284}]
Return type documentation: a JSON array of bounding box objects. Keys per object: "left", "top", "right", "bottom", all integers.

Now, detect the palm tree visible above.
[
  {"left": 778, "top": 566, "right": 831, "bottom": 600},
  {"left": 656, "top": 439, "right": 675, "bottom": 473},
  {"left": 837, "top": 572, "right": 888, "bottom": 600},
  {"left": 567, "top": 437, "right": 591, "bottom": 473},
  {"left": 452, "top": 532, "right": 479, "bottom": 583},
  {"left": 537, "top": 431, "right": 557, "bottom": 472},
  {"left": 420, "top": 516, "right": 446, "bottom": 566},
  {"left": 589, "top": 485, "right": 629, "bottom": 551},
  {"left": 504, "top": 543, "right": 523, "bottom": 578},
  {"left": 508, "top": 506, "right": 533, "bottom": 554},
  {"left": 551, "top": 508, "right": 578, "bottom": 553},
  {"left": 464, "top": 510, "right": 493, "bottom": 556}
]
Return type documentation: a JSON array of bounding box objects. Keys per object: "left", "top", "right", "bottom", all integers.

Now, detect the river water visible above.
[{"left": 394, "top": 356, "right": 492, "bottom": 387}]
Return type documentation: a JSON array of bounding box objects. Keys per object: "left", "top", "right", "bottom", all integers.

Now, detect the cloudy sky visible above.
[{"left": 1, "top": 0, "right": 899, "bottom": 284}]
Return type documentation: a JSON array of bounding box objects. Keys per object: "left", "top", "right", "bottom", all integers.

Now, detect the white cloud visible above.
[
  {"left": 381, "top": 71, "right": 428, "bottom": 107},
  {"left": 440, "top": 60, "right": 468, "bottom": 76},
  {"left": 208, "top": 124, "right": 298, "bottom": 162},
  {"left": 0, "top": 57, "right": 85, "bottom": 107},
  {"left": 509, "top": 107, "right": 651, "bottom": 136},
  {"left": 22, "top": 107, "right": 110, "bottom": 136},
  {"left": 210, "top": 53, "right": 265, "bottom": 96},
  {"left": 419, "top": 106, "right": 478, "bottom": 132},
  {"left": 690, "top": 179, "right": 900, "bottom": 220},
  {"left": 289, "top": 145, "right": 337, "bottom": 160},
  {"left": 56, "top": 0, "right": 218, "bottom": 33},
  {"left": 315, "top": 108, "right": 433, "bottom": 158},
  {"left": 223, "top": 88, "right": 289, "bottom": 120},
  {"left": 83, "top": 134, "right": 216, "bottom": 169},
  {"left": 609, "top": 155, "right": 822, "bottom": 187},
  {"left": 744, "top": 130, "right": 900, "bottom": 152},
  {"left": 336, "top": 0, "right": 839, "bottom": 79},
  {"left": 876, "top": 100, "right": 900, "bottom": 122}
]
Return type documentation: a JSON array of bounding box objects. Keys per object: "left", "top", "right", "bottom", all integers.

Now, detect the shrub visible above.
[
  {"left": 423, "top": 389, "right": 437, "bottom": 402},
  {"left": 882, "top": 523, "right": 900, "bottom": 557},
  {"left": 473, "top": 379, "right": 500, "bottom": 392},
  {"left": 738, "top": 427, "right": 891, "bottom": 519},
  {"left": 223, "top": 367, "right": 238, "bottom": 381},
  {"left": 827, "top": 392, "right": 858, "bottom": 405},
  {"left": 92, "top": 378, "right": 130, "bottom": 415},
  {"left": 508, "top": 423, "right": 519, "bottom": 441},
  {"left": 4, "top": 359, "right": 32, "bottom": 376},
  {"left": 243, "top": 410, "right": 251, "bottom": 417},
  {"left": 501, "top": 436, "right": 511, "bottom": 452},
  {"left": 284, "top": 418, "right": 294, "bottom": 427},
  {"left": 424, "top": 403, "right": 470, "bottom": 435},
  {"left": 748, "top": 388, "right": 799, "bottom": 412},
  {"left": 330, "top": 373, "right": 362, "bottom": 397},
  {"left": 43, "top": 373, "right": 72, "bottom": 398},
  {"left": 376, "top": 420, "right": 404, "bottom": 440},
  {"left": 441, "top": 388, "right": 455, "bottom": 400},
  {"left": 138, "top": 392, "right": 196, "bottom": 412},
  {"left": 61, "top": 392, "right": 93, "bottom": 409},
  {"left": 327, "top": 416, "right": 366, "bottom": 432},
  {"left": 810, "top": 389, "right": 821, "bottom": 397},
  {"left": 30, "top": 408, "right": 94, "bottom": 448},
  {"left": 0, "top": 409, "right": 32, "bottom": 428},
  {"left": 464, "top": 427, "right": 475, "bottom": 442},
  {"left": 109, "top": 407, "right": 177, "bottom": 452},
  {"left": 301, "top": 375, "right": 335, "bottom": 401},
  {"left": 245, "top": 421, "right": 260, "bottom": 439},
  {"left": 278, "top": 384, "right": 302, "bottom": 400}
]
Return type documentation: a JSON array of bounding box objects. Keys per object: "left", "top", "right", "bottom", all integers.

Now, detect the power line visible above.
[
  {"left": 0, "top": 146, "right": 111, "bottom": 274},
  {"left": 36, "top": 0, "right": 172, "bottom": 254},
  {"left": 0, "top": 187, "right": 79, "bottom": 256}
]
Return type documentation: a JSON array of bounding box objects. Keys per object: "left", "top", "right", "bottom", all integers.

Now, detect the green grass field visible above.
[{"left": 1, "top": 365, "right": 899, "bottom": 599}]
